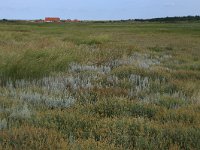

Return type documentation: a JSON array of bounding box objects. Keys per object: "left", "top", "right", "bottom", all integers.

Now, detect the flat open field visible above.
[{"left": 0, "top": 21, "right": 200, "bottom": 149}]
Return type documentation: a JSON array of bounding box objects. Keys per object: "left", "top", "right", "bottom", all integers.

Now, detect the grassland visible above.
[{"left": 0, "top": 21, "right": 200, "bottom": 149}]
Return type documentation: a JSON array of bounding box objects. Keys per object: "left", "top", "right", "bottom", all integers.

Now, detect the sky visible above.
[{"left": 0, "top": 0, "right": 200, "bottom": 20}]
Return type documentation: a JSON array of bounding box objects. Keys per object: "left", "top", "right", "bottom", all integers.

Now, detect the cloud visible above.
[{"left": 164, "top": 2, "right": 175, "bottom": 7}]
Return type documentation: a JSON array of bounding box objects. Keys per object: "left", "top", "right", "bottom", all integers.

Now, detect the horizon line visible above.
[{"left": 1, "top": 15, "right": 200, "bottom": 21}]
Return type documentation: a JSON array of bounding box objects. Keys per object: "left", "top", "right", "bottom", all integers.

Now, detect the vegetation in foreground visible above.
[{"left": 0, "top": 21, "right": 200, "bottom": 149}]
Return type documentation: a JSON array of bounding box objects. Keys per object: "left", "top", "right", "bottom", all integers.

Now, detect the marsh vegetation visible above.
[{"left": 0, "top": 21, "right": 200, "bottom": 149}]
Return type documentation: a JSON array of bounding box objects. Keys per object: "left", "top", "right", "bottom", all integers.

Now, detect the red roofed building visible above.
[{"left": 45, "top": 17, "right": 60, "bottom": 22}]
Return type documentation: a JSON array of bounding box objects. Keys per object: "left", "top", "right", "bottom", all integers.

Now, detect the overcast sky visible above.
[{"left": 0, "top": 0, "right": 200, "bottom": 20}]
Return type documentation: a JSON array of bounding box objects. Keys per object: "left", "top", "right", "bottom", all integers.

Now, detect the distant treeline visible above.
[
  {"left": 134, "top": 16, "right": 200, "bottom": 22},
  {"left": 0, "top": 19, "right": 26, "bottom": 23},
  {"left": 91, "top": 16, "right": 200, "bottom": 23}
]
